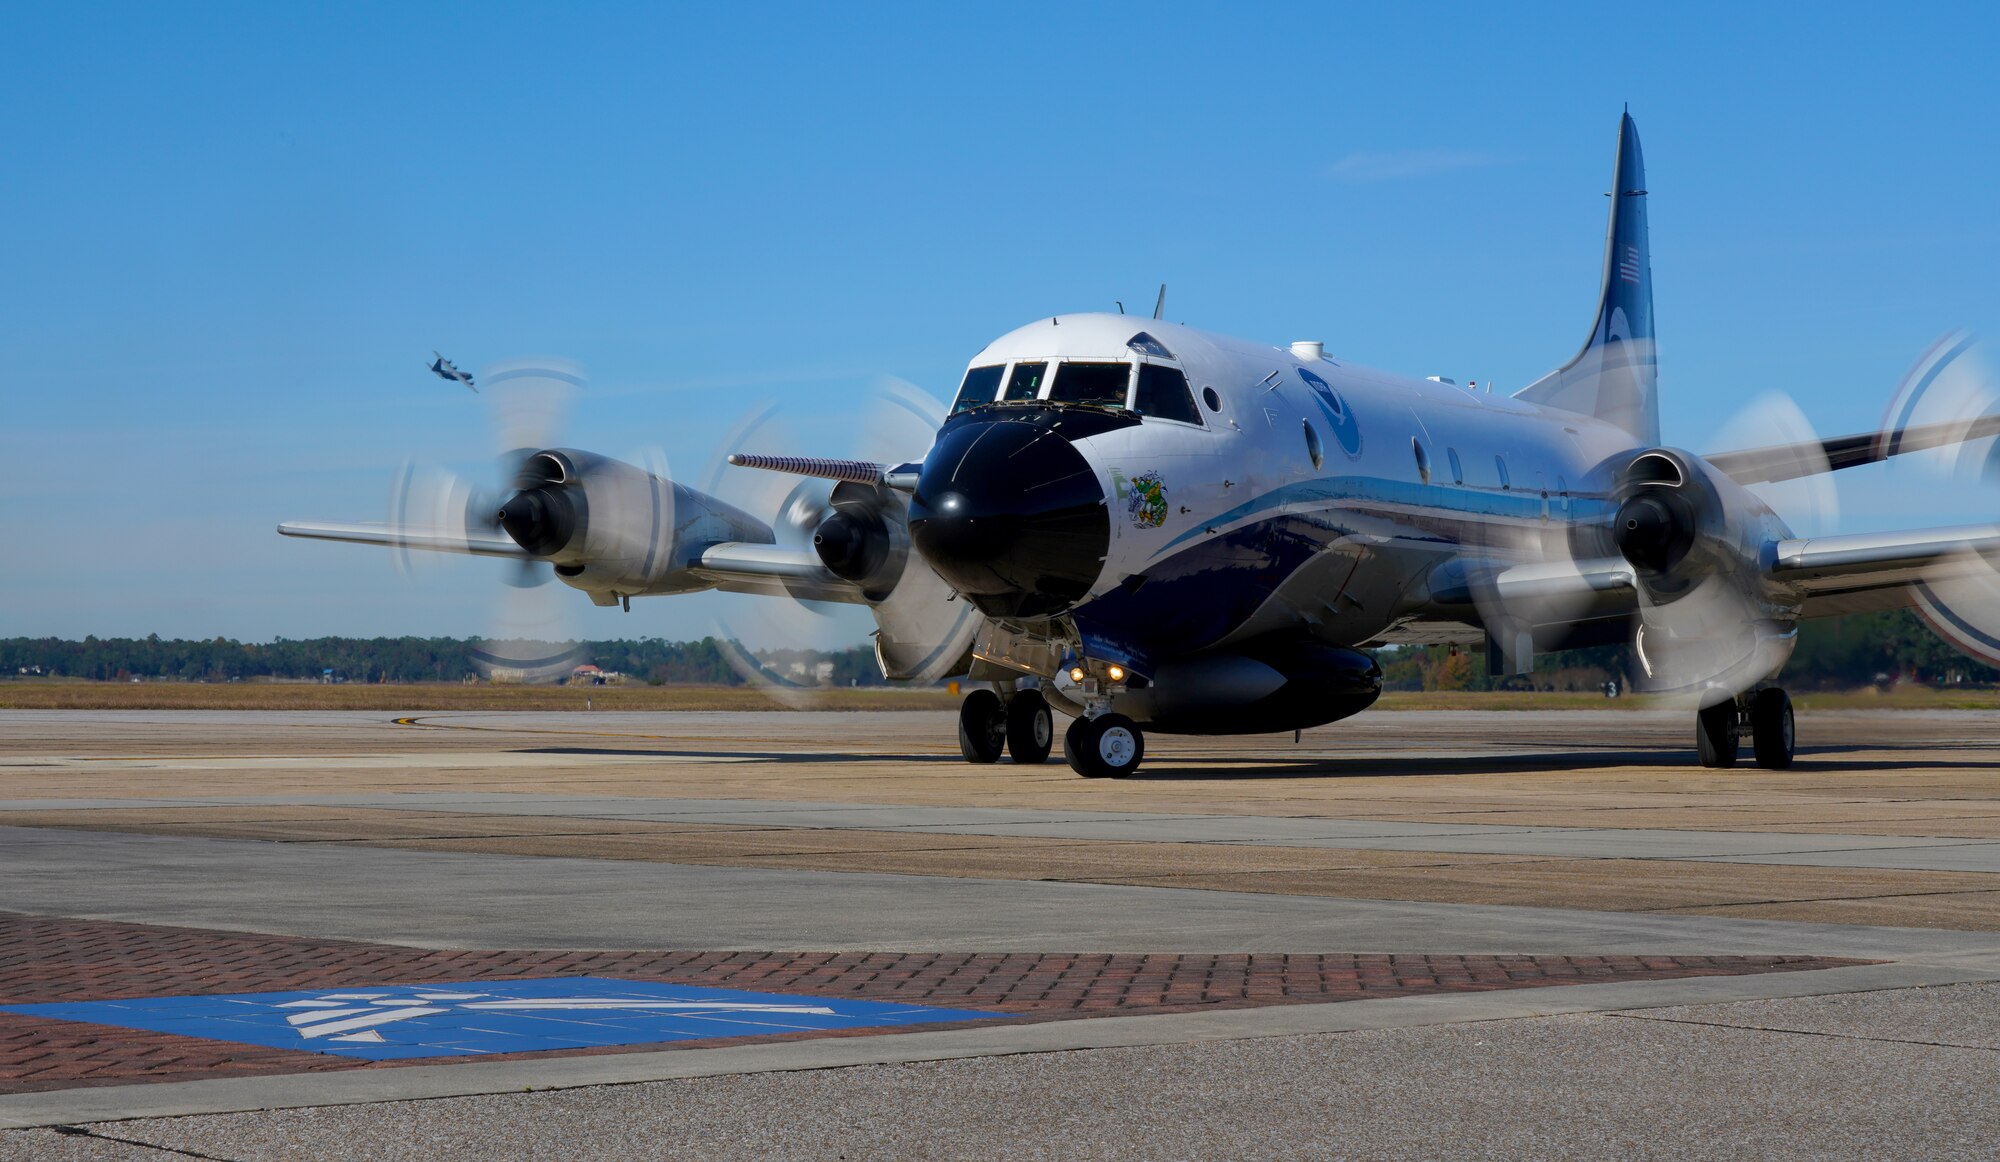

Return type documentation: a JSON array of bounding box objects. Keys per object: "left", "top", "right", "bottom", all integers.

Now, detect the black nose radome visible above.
[
  {"left": 1613, "top": 491, "right": 1694, "bottom": 574},
  {"left": 906, "top": 419, "right": 1109, "bottom": 619},
  {"left": 498, "top": 486, "right": 580, "bottom": 557}
]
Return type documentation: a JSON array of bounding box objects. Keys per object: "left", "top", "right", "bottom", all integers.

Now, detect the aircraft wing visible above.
[
  {"left": 1772, "top": 524, "right": 2000, "bottom": 616},
  {"left": 1706, "top": 414, "right": 2000, "bottom": 485},
  {"left": 692, "top": 541, "right": 865, "bottom": 603},
  {"left": 277, "top": 521, "right": 530, "bottom": 558}
]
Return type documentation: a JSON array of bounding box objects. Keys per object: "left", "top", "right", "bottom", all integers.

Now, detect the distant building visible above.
[{"left": 566, "top": 664, "right": 625, "bottom": 686}]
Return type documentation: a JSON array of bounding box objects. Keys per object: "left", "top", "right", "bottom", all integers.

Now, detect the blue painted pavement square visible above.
[{"left": 1, "top": 976, "right": 1005, "bottom": 1061}]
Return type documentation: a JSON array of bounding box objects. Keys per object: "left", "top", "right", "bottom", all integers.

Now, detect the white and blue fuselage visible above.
[{"left": 933, "top": 312, "right": 1652, "bottom": 686}]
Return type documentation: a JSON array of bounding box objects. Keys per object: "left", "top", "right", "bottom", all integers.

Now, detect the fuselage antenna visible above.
[{"left": 1152, "top": 284, "right": 1167, "bottom": 320}]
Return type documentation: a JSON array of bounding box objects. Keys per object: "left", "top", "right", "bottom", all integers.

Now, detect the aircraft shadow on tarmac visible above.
[
  {"left": 514, "top": 744, "right": 1996, "bottom": 778},
  {"left": 519, "top": 745, "right": 962, "bottom": 764},
  {"left": 1095, "top": 746, "right": 2000, "bottom": 780}
]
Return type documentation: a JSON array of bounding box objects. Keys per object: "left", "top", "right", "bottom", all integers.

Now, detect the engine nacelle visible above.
[
  {"left": 1112, "top": 641, "right": 1382, "bottom": 735},
  {"left": 1604, "top": 448, "right": 1800, "bottom": 695},
  {"left": 497, "top": 449, "right": 775, "bottom": 600}
]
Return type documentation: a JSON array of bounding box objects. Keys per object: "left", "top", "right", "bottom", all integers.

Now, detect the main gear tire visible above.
[
  {"left": 1005, "top": 689, "right": 1054, "bottom": 764},
  {"left": 957, "top": 689, "right": 1007, "bottom": 764},
  {"left": 1696, "top": 699, "right": 1739, "bottom": 768},
  {"left": 1750, "top": 688, "right": 1796, "bottom": 769}
]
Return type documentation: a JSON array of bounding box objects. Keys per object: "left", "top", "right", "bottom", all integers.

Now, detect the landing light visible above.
[
  {"left": 1107, "top": 665, "right": 1126, "bottom": 682},
  {"left": 1068, "top": 666, "right": 1086, "bottom": 683}
]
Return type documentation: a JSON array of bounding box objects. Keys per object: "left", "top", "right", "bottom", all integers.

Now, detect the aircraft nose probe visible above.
[{"left": 905, "top": 418, "right": 1109, "bottom": 619}]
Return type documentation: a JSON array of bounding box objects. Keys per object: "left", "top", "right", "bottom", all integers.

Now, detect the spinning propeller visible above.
[
  {"left": 701, "top": 377, "right": 951, "bottom": 704},
  {"left": 389, "top": 360, "right": 589, "bottom": 681},
  {"left": 1475, "top": 334, "right": 2000, "bottom": 704}
]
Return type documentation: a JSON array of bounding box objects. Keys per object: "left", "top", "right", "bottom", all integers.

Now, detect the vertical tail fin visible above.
[{"left": 1515, "top": 110, "right": 1658, "bottom": 445}]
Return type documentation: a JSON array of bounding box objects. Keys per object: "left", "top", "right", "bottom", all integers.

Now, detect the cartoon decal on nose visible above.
[
  {"left": 1298, "top": 368, "right": 1362, "bottom": 458},
  {"left": 1116, "top": 470, "right": 1170, "bottom": 529}
]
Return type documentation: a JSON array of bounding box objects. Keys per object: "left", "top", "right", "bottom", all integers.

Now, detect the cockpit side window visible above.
[
  {"left": 950, "top": 365, "right": 1005, "bottom": 414},
  {"left": 1048, "top": 361, "right": 1132, "bottom": 407},
  {"left": 1134, "top": 363, "right": 1201, "bottom": 425},
  {"left": 1003, "top": 361, "right": 1047, "bottom": 402}
]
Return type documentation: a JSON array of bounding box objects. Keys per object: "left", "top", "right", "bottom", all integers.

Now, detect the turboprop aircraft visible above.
[
  {"left": 284, "top": 112, "right": 2000, "bottom": 778},
  {"left": 429, "top": 352, "right": 476, "bottom": 391}
]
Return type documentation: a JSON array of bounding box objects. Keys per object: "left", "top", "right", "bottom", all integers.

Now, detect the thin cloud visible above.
[{"left": 1324, "top": 149, "right": 1508, "bottom": 183}]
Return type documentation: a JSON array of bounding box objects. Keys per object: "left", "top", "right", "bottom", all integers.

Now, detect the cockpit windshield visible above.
[
  {"left": 1003, "top": 361, "right": 1046, "bottom": 401},
  {"left": 1048, "top": 362, "right": 1131, "bottom": 407},
  {"left": 951, "top": 365, "right": 1004, "bottom": 414}
]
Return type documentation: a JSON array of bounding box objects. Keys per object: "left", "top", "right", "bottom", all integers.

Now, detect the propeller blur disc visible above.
[{"left": 1707, "top": 392, "right": 1839, "bottom": 537}]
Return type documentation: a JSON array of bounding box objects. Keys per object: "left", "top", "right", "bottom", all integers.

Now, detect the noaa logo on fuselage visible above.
[{"left": 1298, "top": 368, "right": 1362, "bottom": 458}]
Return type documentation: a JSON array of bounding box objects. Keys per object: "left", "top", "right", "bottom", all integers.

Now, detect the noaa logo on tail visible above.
[{"left": 1299, "top": 368, "right": 1362, "bottom": 458}]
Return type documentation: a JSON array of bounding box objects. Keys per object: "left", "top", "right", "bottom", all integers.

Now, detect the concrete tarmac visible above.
[{"left": 4, "top": 707, "right": 2000, "bottom": 1154}]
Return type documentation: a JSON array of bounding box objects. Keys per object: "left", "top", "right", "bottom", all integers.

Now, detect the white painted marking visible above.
[
  {"left": 285, "top": 1008, "right": 366, "bottom": 1026},
  {"left": 292, "top": 1007, "right": 447, "bottom": 1039},
  {"left": 459, "top": 998, "right": 836, "bottom": 1014}
]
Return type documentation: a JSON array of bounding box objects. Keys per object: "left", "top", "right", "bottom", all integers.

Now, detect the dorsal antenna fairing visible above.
[{"left": 1152, "top": 284, "right": 1167, "bottom": 320}]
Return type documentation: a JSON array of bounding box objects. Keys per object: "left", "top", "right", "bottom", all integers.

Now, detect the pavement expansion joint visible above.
[{"left": 1607, "top": 1010, "right": 2000, "bottom": 1052}]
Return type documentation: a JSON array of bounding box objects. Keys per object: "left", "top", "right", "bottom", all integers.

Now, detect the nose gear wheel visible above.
[{"left": 1065, "top": 713, "right": 1144, "bottom": 778}]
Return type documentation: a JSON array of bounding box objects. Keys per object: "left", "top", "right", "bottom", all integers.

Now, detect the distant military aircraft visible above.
[
  {"left": 429, "top": 352, "right": 476, "bottom": 391},
  {"left": 288, "top": 113, "right": 2000, "bottom": 778}
]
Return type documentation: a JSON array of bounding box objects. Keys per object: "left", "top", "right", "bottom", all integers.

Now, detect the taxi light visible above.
[
  {"left": 1107, "top": 665, "right": 1126, "bottom": 682},
  {"left": 1068, "top": 666, "right": 1086, "bottom": 683}
]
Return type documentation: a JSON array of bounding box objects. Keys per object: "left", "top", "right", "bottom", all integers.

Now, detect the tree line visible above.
[
  {"left": 0, "top": 635, "right": 886, "bottom": 687},
  {"left": 8, "top": 608, "right": 1980, "bottom": 692},
  {"left": 1379, "top": 609, "right": 1999, "bottom": 693}
]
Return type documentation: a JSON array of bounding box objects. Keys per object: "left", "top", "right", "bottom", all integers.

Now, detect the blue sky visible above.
[{"left": 4, "top": 3, "right": 1998, "bottom": 644}]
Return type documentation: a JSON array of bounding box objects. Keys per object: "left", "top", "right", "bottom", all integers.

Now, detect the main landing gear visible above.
[
  {"left": 1695, "top": 687, "right": 1795, "bottom": 770},
  {"left": 955, "top": 685, "right": 1145, "bottom": 776},
  {"left": 957, "top": 687, "right": 1054, "bottom": 765}
]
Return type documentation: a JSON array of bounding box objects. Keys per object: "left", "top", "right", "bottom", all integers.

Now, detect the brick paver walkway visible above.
[{"left": 0, "top": 913, "right": 1864, "bottom": 1094}]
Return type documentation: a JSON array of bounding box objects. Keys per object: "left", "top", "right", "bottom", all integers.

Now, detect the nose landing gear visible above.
[
  {"left": 1695, "top": 687, "right": 1794, "bottom": 769},
  {"left": 956, "top": 686, "right": 1054, "bottom": 765}
]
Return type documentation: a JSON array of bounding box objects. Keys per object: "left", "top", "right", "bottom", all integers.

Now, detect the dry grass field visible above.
[{"left": 0, "top": 680, "right": 958, "bottom": 712}]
